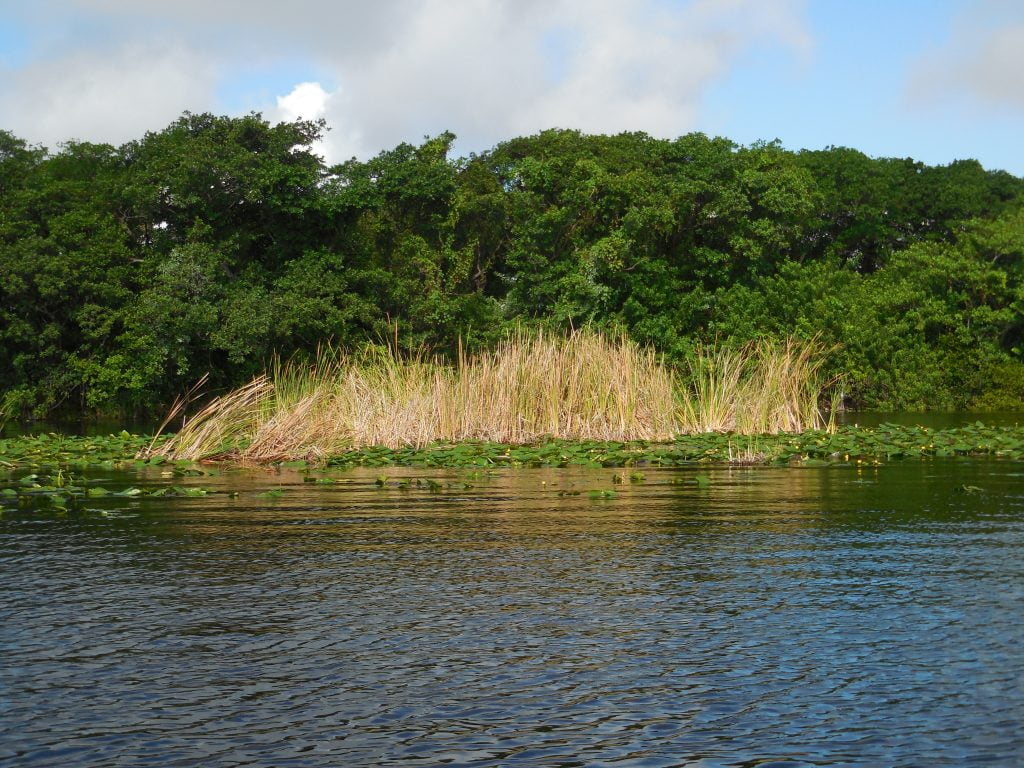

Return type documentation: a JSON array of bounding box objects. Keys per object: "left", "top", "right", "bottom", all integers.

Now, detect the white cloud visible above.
[
  {"left": 275, "top": 82, "right": 329, "bottom": 123},
  {"left": 961, "top": 24, "right": 1024, "bottom": 109},
  {"left": 312, "top": 0, "right": 811, "bottom": 162},
  {"left": 0, "top": 43, "right": 217, "bottom": 149},
  {"left": 0, "top": 0, "right": 811, "bottom": 160},
  {"left": 905, "top": 4, "right": 1024, "bottom": 112},
  {"left": 273, "top": 81, "right": 333, "bottom": 160}
]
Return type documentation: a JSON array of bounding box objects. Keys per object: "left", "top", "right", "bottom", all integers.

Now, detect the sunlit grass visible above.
[
  {"left": 681, "top": 336, "right": 838, "bottom": 435},
  {"left": 147, "top": 330, "right": 838, "bottom": 462}
]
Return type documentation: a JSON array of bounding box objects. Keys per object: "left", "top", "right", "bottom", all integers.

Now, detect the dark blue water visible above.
[{"left": 2, "top": 460, "right": 1022, "bottom": 766}]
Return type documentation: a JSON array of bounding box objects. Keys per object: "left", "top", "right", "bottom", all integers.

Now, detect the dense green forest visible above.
[{"left": 1, "top": 112, "right": 1022, "bottom": 419}]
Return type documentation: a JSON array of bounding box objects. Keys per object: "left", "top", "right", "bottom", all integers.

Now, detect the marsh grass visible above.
[
  {"left": 146, "top": 331, "right": 838, "bottom": 462},
  {"left": 681, "top": 337, "right": 838, "bottom": 435}
]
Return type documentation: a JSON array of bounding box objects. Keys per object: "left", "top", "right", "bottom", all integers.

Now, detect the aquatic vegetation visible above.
[
  {"left": 0, "top": 467, "right": 231, "bottom": 515},
  {"left": 3, "top": 423, "right": 1022, "bottom": 520},
  {"left": 727, "top": 436, "right": 778, "bottom": 465},
  {"left": 955, "top": 484, "right": 985, "bottom": 494},
  {"left": 145, "top": 330, "right": 837, "bottom": 463},
  {"left": 1, "top": 423, "right": 1021, "bottom": 477},
  {"left": 152, "top": 330, "right": 682, "bottom": 460},
  {"left": 147, "top": 375, "right": 271, "bottom": 462},
  {"left": 0, "top": 431, "right": 162, "bottom": 469},
  {"left": 680, "top": 337, "right": 837, "bottom": 434},
  {"left": 317, "top": 423, "right": 1024, "bottom": 469}
]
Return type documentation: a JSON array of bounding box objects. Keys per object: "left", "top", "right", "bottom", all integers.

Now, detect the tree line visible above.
[{"left": 1, "top": 112, "right": 1022, "bottom": 419}]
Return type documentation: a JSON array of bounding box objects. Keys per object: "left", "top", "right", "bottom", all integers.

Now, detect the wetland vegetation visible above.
[
  {"left": 3, "top": 420, "right": 1022, "bottom": 473},
  {"left": 2, "top": 114, "right": 1023, "bottom": 426},
  {"left": 146, "top": 330, "right": 836, "bottom": 463}
]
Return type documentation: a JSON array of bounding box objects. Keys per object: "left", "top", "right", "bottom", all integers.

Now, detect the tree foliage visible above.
[{"left": 1, "top": 117, "right": 1022, "bottom": 419}]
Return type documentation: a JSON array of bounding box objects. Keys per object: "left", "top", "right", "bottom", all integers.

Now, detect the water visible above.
[{"left": 2, "top": 461, "right": 1022, "bottom": 766}]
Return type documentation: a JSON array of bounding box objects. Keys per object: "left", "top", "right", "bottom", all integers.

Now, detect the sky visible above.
[{"left": 0, "top": 0, "right": 1022, "bottom": 174}]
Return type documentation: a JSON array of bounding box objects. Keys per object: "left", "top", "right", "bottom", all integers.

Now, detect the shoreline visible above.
[
  {"left": 322, "top": 423, "right": 1024, "bottom": 468},
  {"left": 1, "top": 424, "right": 1023, "bottom": 470}
]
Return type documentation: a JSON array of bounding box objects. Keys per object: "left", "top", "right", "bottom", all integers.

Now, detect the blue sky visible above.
[
  {"left": 0, "top": 0, "right": 1021, "bottom": 174},
  {"left": 703, "top": 0, "right": 1023, "bottom": 172}
]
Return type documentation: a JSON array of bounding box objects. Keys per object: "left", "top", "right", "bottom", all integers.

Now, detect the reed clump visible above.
[
  {"left": 147, "top": 330, "right": 838, "bottom": 462},
  {"left": 680, "top": 337, "right": 837, "bottom": 434}
]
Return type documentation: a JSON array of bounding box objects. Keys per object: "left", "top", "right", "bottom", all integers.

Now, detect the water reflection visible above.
[{"left": 1, "top": 460, "right": 1022, "bottom": 766}]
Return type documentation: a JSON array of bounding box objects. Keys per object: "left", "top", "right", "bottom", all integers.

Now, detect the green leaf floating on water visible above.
[
  {"left": 955, "top": 485, "right": 985, "bottom": 494},
  {"left": 257, "top": 489, "right": 285, "bottom": 499}
]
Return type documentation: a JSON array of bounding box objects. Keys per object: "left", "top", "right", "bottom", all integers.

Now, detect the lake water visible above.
[{"left": 2, "top": 460, "right": 1022, "bottom": 766}]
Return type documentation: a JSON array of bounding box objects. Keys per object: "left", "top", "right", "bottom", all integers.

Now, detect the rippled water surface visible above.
[{"left": 2, "top": 460, "right": 1022, "bottom": 767}]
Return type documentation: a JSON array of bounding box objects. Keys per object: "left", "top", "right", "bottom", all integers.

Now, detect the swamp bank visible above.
[
  {"left": 141, "top": 331, "right": 841, "bottom": 464},
  {"left": 2, "top": 422, "right": 1023, "bottom": 474}
]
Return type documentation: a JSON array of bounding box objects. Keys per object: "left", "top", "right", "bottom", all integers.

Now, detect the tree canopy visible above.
[{"left": 2, "top": 115, "right": 1022, "bottom": 419}]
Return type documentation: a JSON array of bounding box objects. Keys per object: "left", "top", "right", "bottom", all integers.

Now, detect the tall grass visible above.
[
  {"left": 680, "top": 337, "right": 837, "bottom": 435},
  {"left": 146, "top": 331, "right": 838, "bottom": 462},
  {"left": 0, "top": 391, "right": 21, "bottom": 433}
]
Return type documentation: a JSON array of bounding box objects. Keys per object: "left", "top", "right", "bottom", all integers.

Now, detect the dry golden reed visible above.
[{"left": 147, "top": 330, "right": 837, "bottom": 462}]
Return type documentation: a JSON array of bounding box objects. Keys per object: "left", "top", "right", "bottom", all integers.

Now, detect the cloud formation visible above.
[
  {"left": 1, "top": 0, "right": 810, "bottom": 160},
  {"left": 0, "top": 42, "right": 216, "bottom": 147},
  {"left": 275, "top": 82, "right": 329, "bottom": 124},
  {"left": 906, "top": 2, "right": 1024, "bottom": 113}
]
